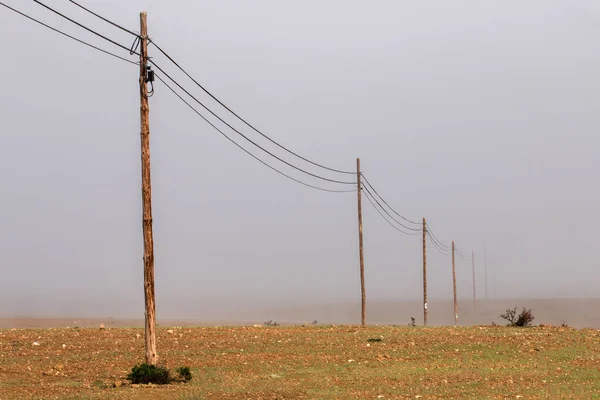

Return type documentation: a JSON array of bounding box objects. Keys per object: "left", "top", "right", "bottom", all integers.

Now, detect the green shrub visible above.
[
  {"left": 175, "top": 366, "right": 193, "bottom": 382},
  {"left": 127, "top": 364, "right": 171, "bottom": 385}
]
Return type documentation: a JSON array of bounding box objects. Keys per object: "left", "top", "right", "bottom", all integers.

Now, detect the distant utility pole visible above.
[
  {"left": 493, "top": 255, "right": 496, "bottom": 299},
  {"left": 139, "top": 12, "right": 157, "bottom": 366},
  {"left": 356, "top": 158, "right": 366, "bottom": 326},
  {"left": 452, "top": 241, "right": 458, "bottom": 326},
  {"left": 472, "top": 250, "right": 476, "bottom": 311},
  {"left": 422, "top": 218, "right": 428, "bottom": 326},
  {"left": 484, "top": 245, "right": 488, "bottom": 300}
]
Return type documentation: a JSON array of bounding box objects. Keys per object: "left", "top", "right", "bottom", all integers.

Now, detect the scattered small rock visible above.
[
  {"left": 167, "top": 330, "right": 174, "bottom": 335},
  {"left": 32, "top": 342, "right": 40, "bottom": 346},
  {"left": 99, "top": 324, "right": 105, "bottom": 330}
]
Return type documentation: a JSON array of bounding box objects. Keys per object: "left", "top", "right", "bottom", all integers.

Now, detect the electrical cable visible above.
[
  {"left": 155, "top": 74, "right": 356, "bottom": 193},
  {"left": 361, "top": 184, "right": 422, "bottom": 232},
  {"left": 362, "top": 188, "right": 422, "bottom": 236},
  {"left": 425, "top": 223, "right": 451, "bottom": 249},
  {"left": 44, "top": 0, "right": 355, "bottom": 176},
  {"left": 0, "top": 2, "right": 137, "bottom": 65},
  {"left": 148, "top": 39, "right": 355, "bottom": 175},
  {"left": 427, "top": 231, "right": 451, "bottom": 255},
  {"left": 66, "top": 0, "right": 138, "bottom": 37},
  {"left": 2, "top": 2, "right": 353, "bottom": 194},
  {"left": 150, "top": 61, "right": 356, "bottom": 185},
  {"left": 30, "top": 0, "right": 355, "bottom": 184},
  {"left": 32, "top": 0, "right": 138, "bottom": 55},
  {"left": 360, "top": 173, "right": 421, "bottom": 225}
]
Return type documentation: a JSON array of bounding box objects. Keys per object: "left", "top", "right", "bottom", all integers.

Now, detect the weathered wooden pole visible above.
[
  {"left": 422, "top": 218, "right": 427, "bottom": 326},
  {"left": 139, "top": 11, "right": 157, "bottom": 365},
  {"left": 472, "top": 250, "right": 476, "bottom": 312},
  {"left": 452, "top": 241, "right": 458, "bottom": 326},
  {"left": 356, "top": 158, "right": 366, "bottom": 326}
]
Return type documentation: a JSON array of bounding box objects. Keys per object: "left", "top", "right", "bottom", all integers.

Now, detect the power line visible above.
[
  {"left": 427, "top": 231, "right": 451, "bottom": 255},
  {"left": 360, "top": 173, "right": 421, "bottom": 225},
  {"left": 0, "top": 2, "right": 137, "bottom": 65},
  {"left": 31, "top": 0, "right": 355, "bottom": 184},
  {"left": 32, "top": 0, "right": 136, "bottom": 55},
  {"left": 156, "top": 74, "right": 355, "bottom": 193},
  {"left": 360, "top": 184, "right": 422, "bottom": 232},
  {"left": 30, "top": 0, "right": 353, "bottom": 184},
  {"left": 425, "top": 223, "right": 451, "bottom": 249},
  {"left": 9, "top": 1, "right": 354, "bottom": 188},
  {"left": 150, "top": 61, "right": 355, "bottom": 185},
  {"left": 66, "top": 0, "right": 138, "bottom": 37},
  {"left": 362, "top": 188, "right": 422, "bottom": 236},
  {"left": 8, "top": 1, "right": 471, "bottom": 250},
  {"left": 148, "top": 39, "right": 355, "bottom": 176},
  {"left": 45, "top": 0, "right": 355, "bottom": 177}
]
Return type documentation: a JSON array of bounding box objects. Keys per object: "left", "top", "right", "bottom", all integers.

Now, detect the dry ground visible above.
[{"left": 1, "top": 325, "right": 599, "bottom": 399}]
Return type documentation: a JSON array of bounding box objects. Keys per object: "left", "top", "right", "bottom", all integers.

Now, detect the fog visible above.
[{"left": 0, "top": 1, "right": 598, "bottom": 323}]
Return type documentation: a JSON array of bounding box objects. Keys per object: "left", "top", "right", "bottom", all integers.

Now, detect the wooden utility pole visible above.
[
  {"left": 493, "top": 255, "right": 496, "bottom": 299},
  {"left": 422, "top": 218, "right": 427, "bottom": 326},
  {"left": 484, "top": 245, "right": 488, "bottom": 299},
  {"left": 472, "top": 250, "right": 476, "bottom": 311},
  {"left": 452, "top": 241, "right": 458, "bottom": 326},
  {"left": 139, "top": 12, "right": 157, "bottom": 366},
  {"left": 356, "top": 158, "right": 366, "bottom": 326}
]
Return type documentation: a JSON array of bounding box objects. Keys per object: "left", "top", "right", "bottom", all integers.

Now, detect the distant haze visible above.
[{"left": 0, "top": 1, "right": 598, "bottom": 322}]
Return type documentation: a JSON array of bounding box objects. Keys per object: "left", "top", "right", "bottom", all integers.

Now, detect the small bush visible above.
[
  {"left": 500, "top": 307, "right": 534, "bottom": 327},
  {"left": 127, "top": 364, "right": 171, "bottom": 385},
  {"left": 408, "top": 317, "right": 416, "bottom": 327},
  {"left": 264, "top": 320, "right": 280, "bottom": 327},
  {"left": 175, "top": 366, "right": 193, "bottom": 382}
]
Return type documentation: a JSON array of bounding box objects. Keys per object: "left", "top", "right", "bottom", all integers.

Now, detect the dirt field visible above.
[{"left": 1, "top": 325, "right": 599, "bottom": 399}]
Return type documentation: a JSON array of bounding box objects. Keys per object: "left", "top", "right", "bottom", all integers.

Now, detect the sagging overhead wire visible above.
[
  {"left": 32, "top": 0, "right": 137, "bottom": 55},
  {"left": 155, "top": 74, "right": 356, "bottom": 194},
  {"left": 425, "top": 223, "right": 451, "bottom": 250},
  {"left": 148, "top": 39, "right": 356, "bottom": 176},
  {"left": 361, "top": 184, "right": 422, "bottom": 233},
  {"left": 0, "top": 2, "right": 137, "bottom": 65},
  {"left": 427, "top": 231, "right": 451, "bottom": 255},
  {"left": 58, "top": 0, "right": 355, "bottom": 176},
  {"left": 14, "top": 0, "right": 473, "bottom": 250},
  {"left": 66, "top": 0, "right": 139, "bottom": 37},
  {"left": 362, "top": 188, "right": 422, "bottom": 236},
  {"left": 28, "top": 0, "right": 355, "bottom": 186},
  {"left": 149, "top": 61, "right": 356, "bottom": 185},
  {"left": 360, "top": 174, "right": 421, "bottom": 226}
]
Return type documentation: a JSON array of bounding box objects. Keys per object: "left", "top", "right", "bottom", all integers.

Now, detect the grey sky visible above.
[{"left": 0, "top": 1, "right": 598, "bottom": 319}]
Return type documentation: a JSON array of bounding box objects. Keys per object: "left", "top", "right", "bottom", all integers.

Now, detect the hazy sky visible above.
[{"left": 0, "top": 1, "right": 598, "bottom": 319}]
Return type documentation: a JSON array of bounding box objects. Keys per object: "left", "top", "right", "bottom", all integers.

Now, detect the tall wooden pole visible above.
[
  {"left": 356, "top": 158, "right": 366, "bottom": 326},
  {"left": 139, "top": 12, "right": 157, "bottom": 366},
  {"left": 493, "top": 255, "right": 496, "bottom": 299},
  {"left": 422, "top": 218, "right": 427, "bottom": 326},
  {"left": 452, "top": 241, "right": 458, "bottom": 326},
  {"left": 472, "top": 250, "right": 476, "bottom": 312},
  {"left": 484, "top": 245, "right": 488, "bottom": 299}
]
